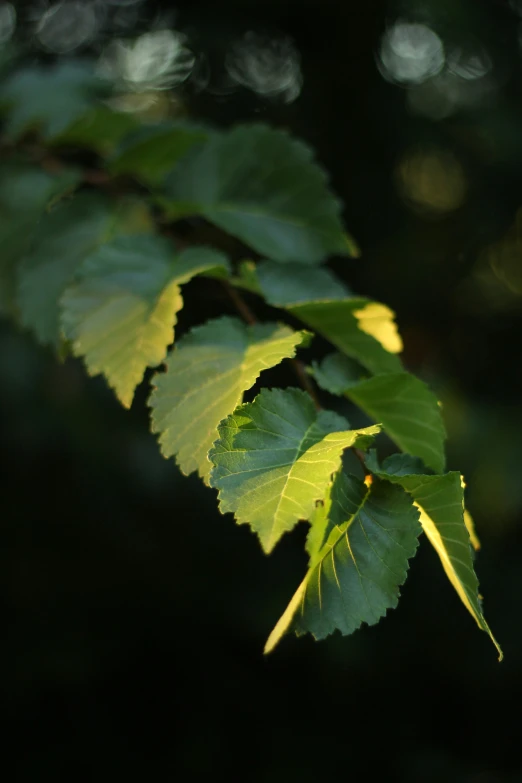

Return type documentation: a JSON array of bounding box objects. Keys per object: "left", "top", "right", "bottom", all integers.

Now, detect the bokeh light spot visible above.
[
  {"left": 378, "top": 21, "right": 445, "bottom": 85},
  {"left": 396, "top": 148, "right": 467, "bottom": 215},
  {"left": 226, "top": 32, "right": 302, "bottom": 103}
]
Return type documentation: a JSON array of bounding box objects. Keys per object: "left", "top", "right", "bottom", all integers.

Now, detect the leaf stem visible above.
[
  {"left": 223, "top": 281, "right": 257, "bottom": 325},
  {"left": 290, "top": 358, "right": 321, "bottom": 411}
]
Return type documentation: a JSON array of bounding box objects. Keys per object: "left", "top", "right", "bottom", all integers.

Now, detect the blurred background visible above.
[{"left": 1, "top": 0, "right": 521, "bottom": 780}]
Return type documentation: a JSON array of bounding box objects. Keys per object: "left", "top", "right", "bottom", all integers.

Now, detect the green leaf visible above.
[
  {"left": 288, "top": 298, "right": 403, "bottom": 375},
  {"left": 150, "top": 318, "right": 309, "bottom": 482},
  {"left": 161, "top": 125, "right": 351, "bottom": 263},
  {"left": 0, "top": 163, "right": 81, "bottom": 317},
  {"left": 231, "top": 261, "right": 264, "bottom": 295},
  {"left": 61, "top": 238, "right": 229, "bottom": 408},
  {"left": 256, "top": 260, "right": 351, "bottom": 304},
  {"left": 313, "top": 354, "right": 446, "bottom": 472},
  {"left": 52, "top": 106, "right": 138, "bottom": 155},
  {"left": 366, "top": 452, "right": 502, "bottom": 659},
  {"left": 209, "top": 387, "right": 380, "bottom": 552},
  {"left": 109, "top": 122, "right": 208, "bottom": 185},
  {"left": 0, "top": 60, "right": 107, "bottom": 140},
  {"left": 17, "top": 193, "right": 116, "bottom": 346},
  {"left": 265, "top": 473, "right": 421, "bottom": 652},
  {"left": 243, "top": 264, "right": 402, "bottom": 374}
]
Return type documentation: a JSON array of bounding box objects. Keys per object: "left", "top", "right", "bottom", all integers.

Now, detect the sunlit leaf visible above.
[
  {"left": 61, "top": 238, "right": 229, "bottom": 408},
  {"left": 288, "top": 298, "right": 402, "bottom": 374},
  {"left": 461, "top": 475, "right": 480, "bottom": 551},
  {"left": 265, "top": 473, "right": 421, "bottom": 652},
  {"left": 150, "top": 319, "right": 309, "bottom": 482},
  {"left": 366, "top": 452, "right": 502, "bottom": 659},
  {"left": 160, "top": 125, "right": 352, "bottom": 263},
  {"left": 209, "top": 387, "right": 380, "bottom": 552},
  {"left": 352, "top": 302, "right": 403, "bottom": 354},
  {"left": 313, "top": 354, "right": 446, "bottom": 472}
]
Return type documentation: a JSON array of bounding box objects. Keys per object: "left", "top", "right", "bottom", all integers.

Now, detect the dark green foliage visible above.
[{"left": 0, "top": 56, "right": 500, "bottom": 658}]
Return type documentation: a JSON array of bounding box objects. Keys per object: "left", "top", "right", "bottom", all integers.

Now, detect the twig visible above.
[
  {"left": 290, "top": 358, "right": 321, "bottom": 411},
  {"left": 223, "top": 281, "right": 257, "bottom": 325}
]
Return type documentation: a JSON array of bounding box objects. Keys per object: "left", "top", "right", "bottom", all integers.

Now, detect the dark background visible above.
[{"left": 1, "top": 0, "right": 521, "bottom": 780}]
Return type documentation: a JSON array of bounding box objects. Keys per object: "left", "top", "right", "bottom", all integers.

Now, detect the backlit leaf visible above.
[
  {"left": 150, "top": 318, "right": 309, "bottom": 482},
  {"left": 366, "top": 452, "right": 502, "bottom": 659},
  {"left": 209, "top": 387, "right": 380, "bottom": 552},
  {"left": 288, "top": 298, "right": 402, "bottom": 374},
  {"left": 61, "top": 238, "right": 229, "bottom": 408}
]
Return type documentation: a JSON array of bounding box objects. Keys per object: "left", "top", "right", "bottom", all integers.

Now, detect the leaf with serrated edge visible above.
[
  {"left": 61, "top": 238, "right": 229, "bottom": 408},
  {"left": 265, "top": 473, "right": 421, "bottom": 652},
  {"left": 366, "top": 452, "right": 502, "bottom": 659},
  {"left": 150, "top": 318, "right": 309, "bottom": 483},
  {"left": 161, "top": 125, "right": 352, "bottom": 263},
  {"left": 209, "top": 387, "right": 380, "bottom": 552},
  {"left": 313, "top": 354, "right": 446, "bottom": 472}
]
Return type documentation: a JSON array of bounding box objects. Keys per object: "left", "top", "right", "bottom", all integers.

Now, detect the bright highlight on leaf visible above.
[
  {"left": 352, "top": 302, "right": 403, "bottom": 354},
  {"left": 61, "top": 237, "right": 229, "bottom": 408},
  {"left": 287, "top": 299, "right": 402, "bottom": 375},
  {"left": 313, "top": 354, "right": 446, "bottom": 472},
  {"left": 461, "top": 475, "right": 480, "bottom": 551},
  {"left": 366, "top": 453, "right": 502, "bottom": 659},
  {"left": 161, "top": 125, "right": 351, "bottom": 264},
  {"left": 209, "top": 387, "right": 380, "bottom": 552},
  {"left": 265, "top": 473, "right": 421, "bottom": 652},
  {"left": 248, "top": 263, "right": 402, "bottom": 373},
  {"left": 150, "top": 318, "right": 309, "bottom": 482}
]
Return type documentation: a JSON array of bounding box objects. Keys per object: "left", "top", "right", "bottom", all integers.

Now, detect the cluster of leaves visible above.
[{"left": 0, "top": 58, "right": 501, "bottom": 657}]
